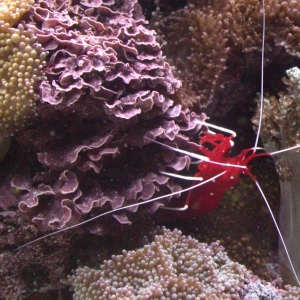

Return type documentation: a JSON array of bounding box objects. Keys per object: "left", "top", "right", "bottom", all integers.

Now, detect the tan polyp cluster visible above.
[
  {"left": 0, "top": 0, "right": 34, "bottom": 26},
  {"left": 151, "top": 0, "right": 260, "bottom": 109},
  {"left": 66, "top": 228, "right": 250, "bottom": 299},
  {"left": 151, "top": 0, "right": 300, "bottom": 109},
  {"left": 0, "top": 14, "right": 46, "bottom": 139},
  {"left": 152, "top": 4, "right": 228, "bottom": 108}
]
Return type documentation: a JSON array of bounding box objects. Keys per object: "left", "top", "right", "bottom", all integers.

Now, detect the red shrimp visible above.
[
  {"left": 150, "top": 125, "right": 299, "bottom": 223},
  {"left": 158, "top": 131, "right": 264, "bottom": 220}
]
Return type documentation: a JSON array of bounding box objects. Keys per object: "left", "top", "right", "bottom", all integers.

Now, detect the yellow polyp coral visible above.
[
  {"left": 0, "top": 0, "right": 34, "bottom": 26},
  {"left": 0, "top": 24, "right": 46, "bottom": 136},
  {"left": 0, "top": 0, "right": 47, "bottom": 160}
]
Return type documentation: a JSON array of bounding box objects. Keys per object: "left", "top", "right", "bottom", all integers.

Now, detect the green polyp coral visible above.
[
  {"left": 252, "top": 66, "right": 300, "bottom": 285},
  {"left": 0, "top": 0, "right": 47, "bottom": 160}
]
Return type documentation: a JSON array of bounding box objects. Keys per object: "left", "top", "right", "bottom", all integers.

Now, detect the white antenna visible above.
[
  {"left": 16, "top": 171, "right": 226, "bottom": 250},
  {"left": 248, "top": 173, "right": 300, "bottom": 286},
  {"left": 253, "top": 0, "right": 265, "bottom": 151}
]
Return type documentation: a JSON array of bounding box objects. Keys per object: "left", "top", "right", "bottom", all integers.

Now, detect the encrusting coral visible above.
[
  {"left": 0, "top": 0, "right": 46, "bottom": 160},
  {"left": 66, "top": 227, "right": 300, "bottom": 299},
  {"left": 252, "top": 67, "right": 300, "bottom": 285},
  {"left": 66, "top": 227, "right": 250, "bottom": 299},
  {"left": 151, "top": 0, "right": 300, "bottom": 115}
]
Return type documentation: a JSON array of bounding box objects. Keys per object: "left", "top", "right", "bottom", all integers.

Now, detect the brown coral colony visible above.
[{"left": 152, "top": 0, "right": 300, "bottom": 116}]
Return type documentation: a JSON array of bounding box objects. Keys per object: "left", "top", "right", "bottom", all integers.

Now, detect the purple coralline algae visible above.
[
  {"left": 0, "top": 0, "right": 207, "bottom": 298},
  {"left": 0, "top": 0, "right": 205, "bottom": 235}
]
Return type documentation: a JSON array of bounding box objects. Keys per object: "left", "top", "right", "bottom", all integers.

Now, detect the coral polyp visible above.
[
  {"left": 0, "top": 0, "right": 34, "bottom": 26},
  {"left": 0, "top": 0, "right": 46, "bottom": 161},
  {"left": 0, "top": 24, "right": 46, "bottom": 136}
]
